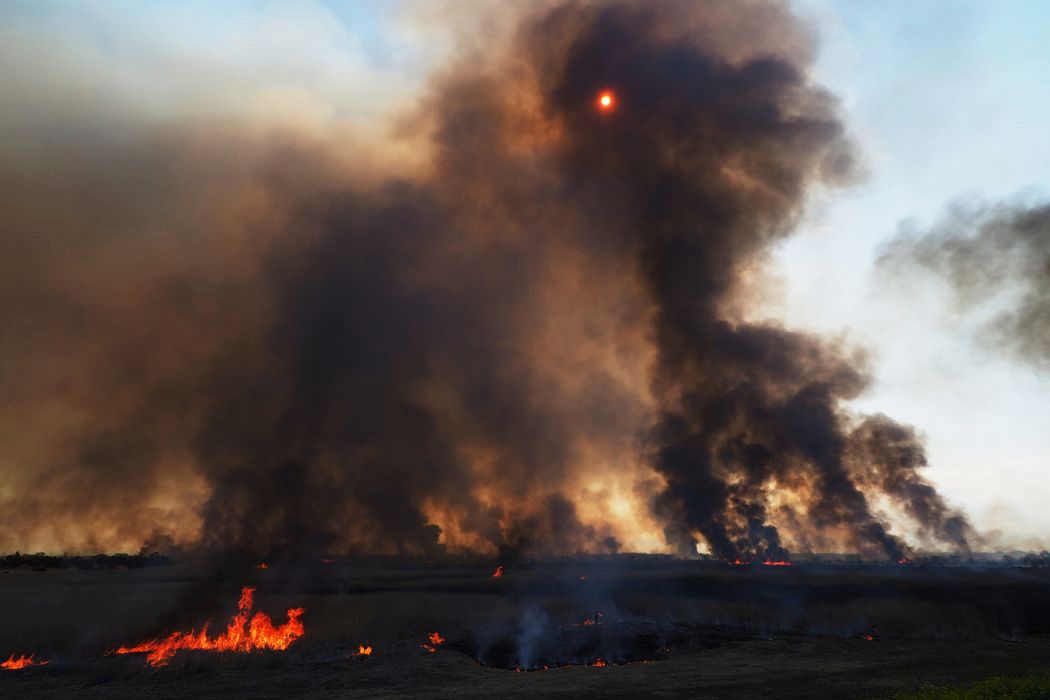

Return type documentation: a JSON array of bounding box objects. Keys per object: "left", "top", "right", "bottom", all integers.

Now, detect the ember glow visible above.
[
  {"left": 2, "top": 654, "right": 47, "bottom": 670},
  {"left": 597, "top": 90, "right": 615, "bottom": 111},
  {"left": 114, "top": 587, "right": 305, "bottom": 667},
  {"left": 422, "top": 631, "right": 446, "bottom": 653},
  {"left": 762, "top": 560, "right": 793, "bottom": 567},
  {"left": 492, "top": 565, "right": 503, "bottom": 578},
  {"left": 576, "top": 612, "right": 603, "bottom": 627}
]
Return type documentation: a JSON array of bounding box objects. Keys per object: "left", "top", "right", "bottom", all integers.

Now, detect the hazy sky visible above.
[
  {"left": 1, "top": 0, "right": 1047, "bottom": 550},
  {"left": 776, "top": 0, "right": 1050, "bottom": 545}
]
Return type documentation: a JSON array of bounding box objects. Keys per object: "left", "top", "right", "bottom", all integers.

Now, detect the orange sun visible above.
[{"left": 597, "top": 90, "right": 615, "bottom": 111}]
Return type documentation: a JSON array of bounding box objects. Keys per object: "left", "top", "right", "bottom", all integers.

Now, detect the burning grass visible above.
[
  {"left": 3, "top": 559, "right": 1050, "bottom": 697},
  {"left": 421, "top": 631, "right": 446, "bottom": 653},
  {"left": 2, "top": 654, "right": 47, "bottom": 670},
  {"left": 113, "top": 587, "right": 304, "bottom": 667}
]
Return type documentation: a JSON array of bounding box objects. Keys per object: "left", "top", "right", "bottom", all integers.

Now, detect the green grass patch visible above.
[{"left": 891, "top": 672, "right": 1050, "bottom": 699}]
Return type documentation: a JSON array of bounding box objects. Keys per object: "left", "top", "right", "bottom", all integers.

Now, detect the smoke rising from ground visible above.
[{"left": 0, "top": 0, "right": 973, "bottom": 561}]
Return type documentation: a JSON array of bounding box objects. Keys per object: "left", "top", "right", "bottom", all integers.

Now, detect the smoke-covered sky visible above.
[{"left": 0, "top": 0, "right": 1046, "bottom": 557}]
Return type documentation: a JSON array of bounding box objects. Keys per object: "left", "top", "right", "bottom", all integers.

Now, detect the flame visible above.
[
  {"left": 2, "top": 654, "right": 47, "bottom": 670},
  {"left": 576, "top": 611, "right": 603, "bottom": 627},
  {"left": 762, "top": 560, "right": 793, "bottom": 567},
  {"left": 421, "top": 631, "right": 446, "bottom": 653},
  {"left": 492, "top": 565, "right": 503, "bottom": 578},
  {"left": 898, "top": 558, "right": 910, "bottom": 565},
  {"left": 592, "top": 658, "right": 607, "bottom": 667},
  {"left": 353, "top": 644, "right": 373, "bottom": 657},
  {"left": 256, "top": 562, "right": 268, "bottom": 569},
  {"left": 114, "top": 587, "right": 305, "bottom": 667},
  {"left": 597, "top": 90, "right": 615, "bottom": 111},
  {"left": 731, "top": 559, "right": 750, "bottom": 565}
]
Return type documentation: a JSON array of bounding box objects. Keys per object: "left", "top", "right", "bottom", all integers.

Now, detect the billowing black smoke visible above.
[
  {"left": 0, "top": 0, "right": 974, "bottom": 561},
  {"left": 527, "top": 1, "right": 974, "bottom": 560}
]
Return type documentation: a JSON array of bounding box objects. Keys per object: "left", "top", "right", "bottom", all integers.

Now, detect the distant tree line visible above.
[
  {"left": 0, "top": 551, "right": 171, "bottom": 571},
  {"left": 1019, "top": 552, "right": 1050, "bottom": 568}
]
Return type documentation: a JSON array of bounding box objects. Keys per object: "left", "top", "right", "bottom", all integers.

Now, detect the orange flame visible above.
[
  {"left": 762, "top": 560, "right": 793, "bottom": 567},
  {"left": 421, "top": 631, "right": 446, "bottom": 653},
  {"left": 731, "top": 559, "right": 750, "bottom": 565},
  {"left": 492, "top": 565, "right": 503, "bottom": 578},
  {"left": 114, "top": 587, "right": 305, "bottom": 667},
  {"left": 576, "top": 612, "right": 603, "bottom": 627},
  {"left": 256, "top": 563, "right": 268, "bottom": 569},
  {"left": 353, "top": 644, "right": 373, "bottom": 657},
  {"left": 597, "top": 90, "right": 615, "bottom": 111},
  {"left": 592, "top": 658, "right": 607, "bottom": 667},
  {"left": 2, "top": 654, "right": 47, "bottom": 670}
]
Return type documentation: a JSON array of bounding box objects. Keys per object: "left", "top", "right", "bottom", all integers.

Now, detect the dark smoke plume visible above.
[
  {"left": 0, "top": 0, "right": 973, "bottom": 561},
  {"left": 879, "top": 200, "right": 1050, "bottom": 370}
]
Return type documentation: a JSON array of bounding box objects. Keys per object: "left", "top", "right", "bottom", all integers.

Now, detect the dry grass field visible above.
[{"left": 2, "top": 558, "right": 1049, "bottom": 698}]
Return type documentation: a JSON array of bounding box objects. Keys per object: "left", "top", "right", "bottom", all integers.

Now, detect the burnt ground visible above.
[{"left": 2, "top": 557, "right": 1049, "bottom": 698}]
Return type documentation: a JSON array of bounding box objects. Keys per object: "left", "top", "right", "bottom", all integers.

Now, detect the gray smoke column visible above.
[
  {"left": 0, "top": 0, "right": 974, "bottom": 561},
  {"left": 879, "top": 200, "right": 1050, "bottom": 371}
]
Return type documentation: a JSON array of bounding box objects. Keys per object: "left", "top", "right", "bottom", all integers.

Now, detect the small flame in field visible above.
[
  {"left": 114, "top": 587, "right": 305, "bottom": 667},
  {"left": 864, "top": 626, "right": 879, "bottom": 641},
  {"left": 762, "top": 560, "right": 793, "bottom": 567},
  {"left": 353, "top": 644, "right": 373, "bottom": 657},
  {"left": 592, "top": 658, "right": 607, "bottom": 667},
  {"left": 731, "top": 559, "right": 750, "bottom": 565},
  {"left": 256, "top": 562, "right": 268, "bottom": 569},
  {"left": 576, "top": 611, "right": 603, "bottom": 627},
  {"left": 421, "top": 631, "right": 446, "bottom": 653},
  {"left": 492, "top": 565, "right": 503, "bottom": 578},
  {"left": 2, "top": 654, "right": 47, "bottom": 670}
]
